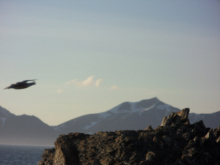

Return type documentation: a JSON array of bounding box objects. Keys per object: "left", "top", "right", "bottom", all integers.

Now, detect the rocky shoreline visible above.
[{"left": 38, "top": 108, "right": 220, "bottom": 165}]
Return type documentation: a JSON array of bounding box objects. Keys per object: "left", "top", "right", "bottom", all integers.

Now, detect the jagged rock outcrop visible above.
[
  {"left": 160, "top": 108, "right": 190, "bottom": 126},
  {"left": 38, "top": 108, "right": 220, "bottom": 165}
]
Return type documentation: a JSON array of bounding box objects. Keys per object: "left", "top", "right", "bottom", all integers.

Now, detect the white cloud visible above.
[
  {"left": 95, "top": 79, "right": 102, "bottom": 87},
  {"left": 111, "top": 85, "right": 118, "bottom": 90},
  {"left": 65, "top": 76, "right": 103, "bottom": 87},
  {"left": 81, "top": 76, "right": 94, "bottom": 86},
  {"left": 65, "top": 76, "right": 94, "bottom": 86},
  {"left": 56, "top": 89, "right": 64, "bottom": 93}
]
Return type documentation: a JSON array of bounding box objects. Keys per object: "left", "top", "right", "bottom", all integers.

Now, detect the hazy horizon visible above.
[{"left": 1, "top": 0, "right": 220, "bottom": 125}]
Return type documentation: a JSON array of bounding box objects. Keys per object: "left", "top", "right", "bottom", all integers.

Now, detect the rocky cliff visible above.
[{"left": 38, "top": 108, "right": 220, "bottom": 165}]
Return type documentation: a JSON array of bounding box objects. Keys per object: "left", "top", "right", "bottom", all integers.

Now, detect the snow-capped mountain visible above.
[
  {"left": 53, "top": 97, "right": 220, "bottom": 135},
  {"left": 53, "top": 97, "right": 180, "bottom": 134}
]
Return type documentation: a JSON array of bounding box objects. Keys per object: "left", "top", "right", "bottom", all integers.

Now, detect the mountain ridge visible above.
[
  {"left": 53, "top": 97, "right": 180, "bottom": 134},
  {"left": 0, "top": 98, "right": 220, "bottom": 146}
]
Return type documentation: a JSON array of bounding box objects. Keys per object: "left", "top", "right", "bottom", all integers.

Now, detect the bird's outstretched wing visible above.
[{"left": 21, "top": 79, "right": 37, "bottom": 83}]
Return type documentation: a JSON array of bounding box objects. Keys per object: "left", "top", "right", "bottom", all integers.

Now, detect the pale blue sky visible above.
[{"left": 0, "top": 0, "right": 220, "bottom": 125}]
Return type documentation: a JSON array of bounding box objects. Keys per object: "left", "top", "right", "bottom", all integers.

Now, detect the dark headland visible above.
[{"left": 38, "top": 108, "right": 220, "bottom": 165}]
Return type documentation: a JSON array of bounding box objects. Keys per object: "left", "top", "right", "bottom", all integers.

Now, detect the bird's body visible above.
[{"left": 4, "top": 79, "right": 36, "bottom": 90}]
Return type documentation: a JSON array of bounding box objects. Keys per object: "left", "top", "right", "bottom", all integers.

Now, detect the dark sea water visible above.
[{"left": 0, "top": 144, "right": 52, "bottom": 165}]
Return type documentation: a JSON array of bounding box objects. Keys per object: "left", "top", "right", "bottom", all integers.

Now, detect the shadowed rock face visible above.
[
  {"left": 117, "top": 102, "right": 131, "bottom": 112},
  {"left": 38, "top": 108, "right": 220, "bottom": 165},
  {"left": 135, "top": 97, "right": 159, "bottom": 109}
]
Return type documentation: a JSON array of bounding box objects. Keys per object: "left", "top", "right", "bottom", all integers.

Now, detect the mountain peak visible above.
[
  {"left": 135, "top": 97, "right": 160, "bottom": 109},
  {"left": 106, "top": 97, "right": 163, "bottom": 114}
]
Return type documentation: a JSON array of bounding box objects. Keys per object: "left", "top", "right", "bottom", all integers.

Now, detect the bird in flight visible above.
[{"left": 4, "top": 79, "right": 37, "bottom": 90}]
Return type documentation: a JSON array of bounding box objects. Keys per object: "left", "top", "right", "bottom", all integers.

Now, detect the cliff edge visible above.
[{"left": 38, "top": 108, "right": 220, "bottom": 165}]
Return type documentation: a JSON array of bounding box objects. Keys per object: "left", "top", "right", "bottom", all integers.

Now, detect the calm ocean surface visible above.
[{"left": 0, "top": 144, "right": 52, "bottom": 165}]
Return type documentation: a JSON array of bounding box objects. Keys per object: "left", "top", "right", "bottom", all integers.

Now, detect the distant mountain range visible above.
[
  {"left": 0, "top": 97, "right": 219, "bottom": 146},
  {"left": 0, "top": 106, "right": 57, "bottom": 146}
]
